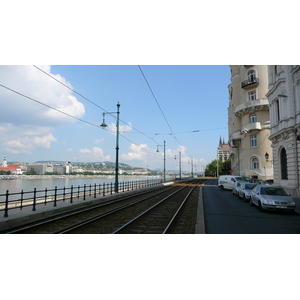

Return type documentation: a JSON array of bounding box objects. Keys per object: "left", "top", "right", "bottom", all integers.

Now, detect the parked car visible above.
[
  {"left": 265, "top": 179, "right": 274, "bottom": 185},
  {"left": 248, "top": 179, "right": 264, "bottom": 184},
  {"left": 218, "top": 175, "right": 242, "bottom": 190},
  {"left": 250, "top": 185, "right": 296, "bottom": 212},
  {"left": 238, "top": 183, "right": 257, "bottom": 201},
  {"left": 232, "top": 181, "right": 243, "bottom": 196}
]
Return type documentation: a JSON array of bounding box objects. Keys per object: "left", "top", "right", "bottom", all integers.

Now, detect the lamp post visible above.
[
  {"left": 100, "top": 102, "right": 120, "bottom": 193},
  {"left": 157, "top": 140, "right": 166, "bottom": 183},
  {"left": 175, "top": 151, "right": 182, "bottom": 179},
  {"left": 265, "top": 152, "right": 272, "bottom": 163}
]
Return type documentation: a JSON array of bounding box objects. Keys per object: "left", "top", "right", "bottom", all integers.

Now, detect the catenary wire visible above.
[
  {"left": 33, "top": 65, "right": 159, "bottom": 145},
  {"left": 1, "top": 84, "right": 197, "bottom": 172},
  {"left": 138, "top": 65, "right": 193, "bottom": 157},
  {"left": 0, "top": 83, "right": 184, "bottom": 165}
]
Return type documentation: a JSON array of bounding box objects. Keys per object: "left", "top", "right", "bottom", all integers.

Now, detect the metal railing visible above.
[
  {"left": 241, "top": 76, "right": 259, "bottom": 88},
  {"left": 0, "top": 179, "right": 162, "bottom": 217}
]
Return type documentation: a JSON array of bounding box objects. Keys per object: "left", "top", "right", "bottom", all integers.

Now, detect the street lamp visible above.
[
  {"left": 156, "top": 140, "right": 166, "bottom": 183},
  {"left": 174, "top": 151, "right": 182, "bottom": 179},
  {"left": 100, "top": 102, "right": 120, "bottom": 193},
  {"left": 265, "top": 152, "right": 273, "bottom": 163}
]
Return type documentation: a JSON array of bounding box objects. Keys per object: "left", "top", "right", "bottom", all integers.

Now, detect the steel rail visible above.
[
  {"left": 55, "top": 186, "right": 181, "bottom": 233},
  {"left": 162, "top": 185, "right": 197, "bottom": 234},
  {"left": 4, "top": 185, "right": 174, "bottom": 234},
  {"left": 111, "top": 186, "right": 188, "bottom": 234}
]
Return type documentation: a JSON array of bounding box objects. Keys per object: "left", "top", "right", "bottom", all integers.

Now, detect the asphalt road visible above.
[{"left": 203, "top": 179, "right": 300, "bottom": 234}]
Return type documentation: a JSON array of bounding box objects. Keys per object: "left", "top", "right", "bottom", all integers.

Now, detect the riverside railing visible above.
[{"left": 0, "top": 179, "right": 162, "bottom": 217}]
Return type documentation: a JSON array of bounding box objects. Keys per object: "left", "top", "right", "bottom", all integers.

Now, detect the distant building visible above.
[
  {"left": 0, "top": 156, "right": 22, "bottom": 174},
  {"left": 27, "top": 163, "right": 48, "bottom": 175},
  {"left": 217, "top": 137, "right": 230, "bottom": 162}
]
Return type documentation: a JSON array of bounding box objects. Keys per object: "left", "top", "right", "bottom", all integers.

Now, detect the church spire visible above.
[{"left": 2, "top": 155, "right": 7, "bottom": 167}]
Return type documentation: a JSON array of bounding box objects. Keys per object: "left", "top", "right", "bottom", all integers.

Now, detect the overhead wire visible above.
[
  {"left": 0, "top": 83, "right": 113, "bottom": 133},
  {"left": 137, "top": 65, "right": 194, "bottom": 157},
  {"left": 0, "top": 83, "right": 180, "bottom": 164},
  {"left": 18, "top": 66, "right": 215, "bottom": 166},
  {"left": 33, "top": 65, "right": 159, "bottom": 145}
]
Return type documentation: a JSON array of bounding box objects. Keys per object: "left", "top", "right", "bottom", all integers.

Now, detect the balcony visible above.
[
  {"left": 241, "top": 122, "right": 262, "bottom": 133},
  {"left": 241, "top": 76, "right": 259, "bottom": 89},
  {"left": 235, "top": 98, "right": 269, "bottom": 117}
]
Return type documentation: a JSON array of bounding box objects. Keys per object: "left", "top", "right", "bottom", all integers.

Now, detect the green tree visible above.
[
  {"left": 221, "top": 159, "right": 231, "bottom": 175},
  {"left": 205, "top": 160, "right": 222, "bottom": 177},
  {"left": 25, "top": 168, "right": 38, "bottom": 175}
]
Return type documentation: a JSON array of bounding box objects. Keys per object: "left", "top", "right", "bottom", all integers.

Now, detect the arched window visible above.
[
  {"left": 280, "top": 148, "right": 288, "bottom": 179},
  {"left": 251, "top": 157, "right": 259, "bottom": 170},
  {"left": 248, "top": 69, "right": 256, "bottom": 82}
]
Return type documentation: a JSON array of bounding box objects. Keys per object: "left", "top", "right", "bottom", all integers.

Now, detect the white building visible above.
[{"left": 266, "top": 65, "right": 300, "bottom": 196}]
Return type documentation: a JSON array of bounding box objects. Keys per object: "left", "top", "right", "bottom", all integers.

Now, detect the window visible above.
[
  {"left": 280, "top": 148, "right": 288, "bottom": 179},
  {"left": 250, "top": 135, "right": 257, "bottom": 147},
  {"left": 251, "top": 157, "right": 259, "bottom": 169},
  {"left": 248, "top": 70, "right": 256, "bottom": 82},
  {"left": 275, "top": 99, "right": 280, "bottom": 122},
  {"left": 248, "top": 91, "right": 256, "bottom": 101},
  {"left": 249, "top": 114, "right": 257, "bottom": 123}
]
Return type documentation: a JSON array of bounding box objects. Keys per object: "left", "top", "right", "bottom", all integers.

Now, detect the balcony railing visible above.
[{"left": 241, "top": 76, "right": 259, "bottom": 89}]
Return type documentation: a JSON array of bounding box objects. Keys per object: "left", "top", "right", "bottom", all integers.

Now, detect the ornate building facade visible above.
[
  {"left": 266, "top": 65, "right": 300, "bottom": 196},
  {"left": 228, "top": 65, "right": 273, "bottom": 180},
  {"left": 217, "top": 137, "right": 230, "bottom": 162}
]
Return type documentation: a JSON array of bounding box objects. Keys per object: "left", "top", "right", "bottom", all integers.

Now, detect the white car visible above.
[
  {"left": 250, "top": 185, "right": 296, "bottom": 212},
  {"left": 238, "top": 183, "right": 257, "bottom": 201}
]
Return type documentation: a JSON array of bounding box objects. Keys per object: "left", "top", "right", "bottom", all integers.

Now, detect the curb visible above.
[{"left": 195, "top": 186, "right": 205, "bottom": 234}]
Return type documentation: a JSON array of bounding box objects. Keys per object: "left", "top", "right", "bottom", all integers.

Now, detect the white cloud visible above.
[
  {"left": 79, "top": 147, "right": 110, "bottom": 161},
  {"left": 94, "top": 139, "right": 104, "bottom": 144},
  {"left": 3, "top": 133, "right": 57, "bottom": 154},
  {"left": 79, "top": 148, "right": 92, "bottom": 154},
  {"left": 0, "top": 65, "right": 85, "bottom": 156},
  {"left": 66, "top": 148, "right": 73, "bottom": 152},
  {"left": 0, "top": 66, "right": 85, "bottom": 126},
  {"left": 107, "top": 122, "right": 133, "bottom": 134},
  {"left": 121, "top": 143, "right": 149, "bottom": 161}
]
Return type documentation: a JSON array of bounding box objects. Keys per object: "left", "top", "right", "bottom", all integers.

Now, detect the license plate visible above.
[{"left": 276, "top": 205, "right": 287, "bottom": 209}]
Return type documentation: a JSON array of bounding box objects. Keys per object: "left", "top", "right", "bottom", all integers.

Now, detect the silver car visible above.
[
  {"left": 238, "top": 183, "right": 257, "bottom": 201},
  {"left": 250, "top": 185, "right": 296, "bottom": 212},
  {"left": 232, "top": 181, "right": 242, "bottom": 196}
]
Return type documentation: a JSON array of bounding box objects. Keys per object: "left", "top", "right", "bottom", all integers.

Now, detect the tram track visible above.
[{"left": 3, "top": 179, "right": 207, "bottom": 234}]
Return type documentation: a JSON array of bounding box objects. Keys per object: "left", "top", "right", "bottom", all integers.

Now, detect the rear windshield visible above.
[
  {"left": 245, "top": 184, "right": 256, "bottom": 189},
  {"left": 261, "top": 187, "right": 288, "bottom": 196}
]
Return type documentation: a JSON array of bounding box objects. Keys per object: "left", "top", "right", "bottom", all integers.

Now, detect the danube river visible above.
[{"left": 0, "top": 175, "right": 173, "bottom": 194}]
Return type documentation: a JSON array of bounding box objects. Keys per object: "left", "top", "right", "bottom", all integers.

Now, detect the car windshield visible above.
[
  {"left": 245, "top": 184, "right": 256, "bottom": 190},
  {"left": 261, "top": 187, "right": 288, "bottom": 196}
]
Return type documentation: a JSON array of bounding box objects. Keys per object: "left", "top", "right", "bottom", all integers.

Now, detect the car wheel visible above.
[
  {"left": 249, "top": 197, "right": 254, "bottom": 206},
  {"left": 220, "top": 185, "right": 224, "bottom": 190},
  {"left": 258, "top": 201, "right": 264, "bottom": 212},
  {"left": 243, "top": 195, "right": 247, "bottom": 202}
]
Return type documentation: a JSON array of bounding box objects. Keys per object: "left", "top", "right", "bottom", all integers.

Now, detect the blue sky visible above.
[{"left": 0, "top": 65, "right": 230, "bottom": 171}]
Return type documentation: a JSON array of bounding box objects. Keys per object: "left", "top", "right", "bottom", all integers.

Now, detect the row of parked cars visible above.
[{"left": 218, "top": 175, "right": 296, "bottom": 212}]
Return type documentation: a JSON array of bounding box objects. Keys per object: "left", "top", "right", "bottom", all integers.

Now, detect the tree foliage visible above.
[{"left": 205, "top": 159, "right": 231, "bottom": 177}]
